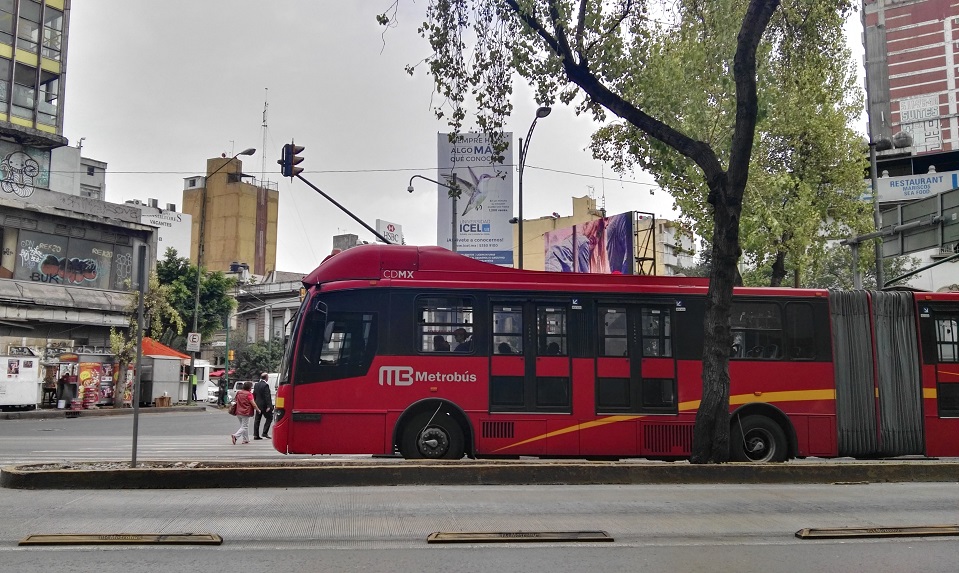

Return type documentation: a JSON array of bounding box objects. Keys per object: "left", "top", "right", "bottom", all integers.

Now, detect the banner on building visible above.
[
  {"left": 544, "top": 212, "right": 634, "bottom": 274},
  {"left": 376, "top": 219, "right": 404, "bottom": 245},
  {"left": 437, "top": 133, "right": 514, "bottom": 265}
]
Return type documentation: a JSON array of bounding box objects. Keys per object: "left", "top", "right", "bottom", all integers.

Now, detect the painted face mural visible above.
[{"left": 1, "top": 150, "right": 41, "bottom": 198}]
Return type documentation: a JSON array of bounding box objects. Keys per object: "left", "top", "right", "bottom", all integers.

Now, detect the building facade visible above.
[{"left": 182, "top": 157, "right": 279, "bottom": 276}]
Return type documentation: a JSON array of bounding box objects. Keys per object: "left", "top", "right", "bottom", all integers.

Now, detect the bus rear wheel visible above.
[
  {"left": 731, "top": 415, "right": 787, "bottom": 463},
  {"left": 400, "top": 411, "right": 465, "bottom": 460}
]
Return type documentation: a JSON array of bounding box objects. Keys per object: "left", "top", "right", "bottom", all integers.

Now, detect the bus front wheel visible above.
[
  {"left": 730, "top": 415, "right": 787, "bottom": 463},
  {"left": 400, "top": 411, "right": 465, "bottom": 460}
]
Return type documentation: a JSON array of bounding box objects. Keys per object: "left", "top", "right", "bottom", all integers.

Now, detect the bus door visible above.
[
  {"left": 595, "top": 304, "right": 677, "bottom": 456},
  {"left": 921, "top": 306, "right": 959, "bottom": 456},
  {"left": 489, "top": 301, "right": 572, "bottom": 455}
]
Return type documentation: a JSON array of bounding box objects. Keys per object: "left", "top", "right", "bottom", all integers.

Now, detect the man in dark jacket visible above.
[{"left": 252, "top": 372, "right": 274, "bottom": 440}]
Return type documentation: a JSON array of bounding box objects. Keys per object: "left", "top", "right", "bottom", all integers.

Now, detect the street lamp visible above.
[
  {"left": 408, "top": 173, "right": 463, "bottom": 252},
  {"left": 188, "top": 147, "right": 255, "bottom": 404},
  {"left": 517, "top": 106, "right": 552, "bottom": 269}
]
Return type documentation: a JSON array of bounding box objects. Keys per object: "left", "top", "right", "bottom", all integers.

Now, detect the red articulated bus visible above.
[{"left": 270, "top": 244, "right": 959, "bottom": 461}]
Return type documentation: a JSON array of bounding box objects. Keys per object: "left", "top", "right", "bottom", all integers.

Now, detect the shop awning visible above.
[{"left": 142, "top": 338, "right": 190, "bottom": 359}]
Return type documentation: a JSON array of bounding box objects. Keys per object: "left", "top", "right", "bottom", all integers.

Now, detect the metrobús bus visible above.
[{"left": 270, "top": 244, "right": 959, "bottom": 462}]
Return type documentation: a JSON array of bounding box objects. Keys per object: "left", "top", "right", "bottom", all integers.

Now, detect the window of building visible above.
[
  {"left": 37, "top": 69, "right": 58, "bottom": 125},
  {"left": 41, "top": 6, "right": 62, "bottom": 60},
  {"left": 246, "top": 318, "right": 256, "bottom": 343},
  {"left": 12, "top": 63, "right": 36, "bottom": 119},
  {"left": 86, "top": 166, "right": 95, "bottom": 176},
  {"left": 0, "top": 0, "right": 13, "bottom": 45},
  {"left": 0, "top": 57, "right": 10, "bottom": 104},
  {"left": 416, "top": 296, "right": 473, "bottom": 353},
  {"left": 16, "top": 0, "right": 40, "bottom": 53},
  {"left": 271, "top": 311, "right": 285, "bottom": 340}
]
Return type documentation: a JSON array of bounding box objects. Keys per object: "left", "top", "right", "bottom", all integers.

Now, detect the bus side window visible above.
[
  {"left": 417, "top": 296, "right": 474, "bottom": 354},
  {"left": 785, "top": 303, "right": 815, "bottom": 360}
]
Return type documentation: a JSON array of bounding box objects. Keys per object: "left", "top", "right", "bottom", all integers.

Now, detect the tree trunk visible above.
[
  {"left": 769, "top": 250, "right": 787, "bottom": 287},
  {"left": 690, "top": 176, "right": 742, "bottom": 463}
]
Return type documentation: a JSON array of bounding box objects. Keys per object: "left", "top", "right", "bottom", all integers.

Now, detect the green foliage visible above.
[
  {"left": 230, "top": 339, "right": 284, "bottom": 381},
  {"left": 803, "top": 245, "right": 922, "bottom": 290},
  {"left": 590, "top": 0, "right": 864, "bottom": 286},
  {"left": 155, "top": 248, "right": 237, "bottom": 349}
]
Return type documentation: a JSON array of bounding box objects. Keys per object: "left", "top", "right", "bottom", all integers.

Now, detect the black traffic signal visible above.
[{"left": 278, "top": 141, "right": 305, "bottom": 178}]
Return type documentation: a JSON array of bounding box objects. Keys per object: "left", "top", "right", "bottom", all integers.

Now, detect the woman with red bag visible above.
[{"left": 231, "top": 381, "right": 260, "bottom": 444}]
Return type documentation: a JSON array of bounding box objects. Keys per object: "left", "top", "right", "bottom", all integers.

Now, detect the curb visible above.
[
  {"left": 3, "top": 460, "right": 958, "bottom": 490},
  {"left": 0, "top": 405, "right": 210, "bottom": 421}
]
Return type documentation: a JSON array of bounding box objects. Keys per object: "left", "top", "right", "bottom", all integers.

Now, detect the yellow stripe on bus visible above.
[{"left": 490, "top": 388, "right": 836, "bottom": 453}]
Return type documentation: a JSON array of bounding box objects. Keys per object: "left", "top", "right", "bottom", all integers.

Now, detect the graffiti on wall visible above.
[
  {"left": 0, "top": 142, "right": 49, "bottom": 199},
  {"left": 13, "top": 230, "right": 128, "bottom": 290}
]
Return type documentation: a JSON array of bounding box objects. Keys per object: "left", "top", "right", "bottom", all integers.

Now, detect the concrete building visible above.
[
  {"left": 862, "top": 0, "right": 959, "bottom": 289},
  {"left": 182, "top": 156, "right": 279, "bottom": 276},
  {"left": 513, "top": 196, "right": 606, "bottom": 270}
]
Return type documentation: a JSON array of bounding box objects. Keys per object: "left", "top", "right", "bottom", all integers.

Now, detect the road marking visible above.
[
  {"left": 19, "top": 533, "right": 223, "bottom": 546},
  {"left": 427, "top": 531, "right": 614, "bottom": 543},
  {"left": 796, "top": 525, "right": 959, "bottom": 539}
]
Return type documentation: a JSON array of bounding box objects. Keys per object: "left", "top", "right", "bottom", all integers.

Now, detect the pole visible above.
[
  {"left": 131, "top": 245, "right": 147, "bottom": 468},
  {"left": 518, "top": 136, "right": 524, "bottom": 269},
  {"left": 869, "top": 142, "right": 884, "bottom": 289},
  {"left": 451, "top": 178, "right": 458, "bottom": 253}
]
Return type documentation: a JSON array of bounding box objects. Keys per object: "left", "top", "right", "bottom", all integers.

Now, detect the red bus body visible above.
[{"left": 270, "top": 245, "right": 959, "bottom": 461}]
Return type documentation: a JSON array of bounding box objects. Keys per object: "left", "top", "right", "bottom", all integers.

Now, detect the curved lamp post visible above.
[
  {"left": 408, "top": 173, "right": 462, "bottom": 252},
  {"left": 516, "top": 106, "right": 551, "bottom": 269},
  {"left": 188, "top": 147, "right": 255, "bottom": 404}
]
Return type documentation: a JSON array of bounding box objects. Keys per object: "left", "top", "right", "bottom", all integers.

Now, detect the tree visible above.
[
  {"left": 384, "top": 0, "right": 781, "bottom": 462},
  {"left": 109, "top": 272, "right": 185, "bottom": 406},
  {"left": 803, "top": 246, "right": 921, "bottom": 290},
  {"left": 589, "top": 0, "right": 864, "bottom": 288},
  {"left": 155, "top": 248, "right": 236, "bottom": 349},
  {"left": 230, "top": 339, "right": 284, "bottom": 381}
]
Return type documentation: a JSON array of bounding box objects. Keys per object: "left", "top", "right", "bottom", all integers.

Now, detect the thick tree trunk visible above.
[
  {"left": 769, "top": 250, "right": 787, "bottom": 287},
  {"left": 690, "top": 176, "right": 741, "bottom": 463}
]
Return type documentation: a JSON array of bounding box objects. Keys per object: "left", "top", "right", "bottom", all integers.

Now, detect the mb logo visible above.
[{"left": 379, "top": 366, "right": 413, "bottom": 386}]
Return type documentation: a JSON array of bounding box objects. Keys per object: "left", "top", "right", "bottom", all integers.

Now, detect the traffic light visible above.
[
  {"left": 278, "top": 141, "right": 305, "bottom": 178},
  {"left": 228, "top": 350, "right": 235, "bottom": 361}
]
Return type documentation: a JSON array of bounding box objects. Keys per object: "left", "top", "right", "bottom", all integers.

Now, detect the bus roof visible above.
[{"left": 300, "top": 245, "right": 859, "bottom": 298}]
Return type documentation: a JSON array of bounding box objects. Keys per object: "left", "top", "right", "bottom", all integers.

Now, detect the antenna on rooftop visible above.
[{"left": 260, "top": 88, "right": 269, "bottom": 184}]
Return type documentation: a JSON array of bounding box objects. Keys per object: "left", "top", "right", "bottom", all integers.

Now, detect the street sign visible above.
[{"left": 186, "top": 332, "right": 201, "bottom": 353}]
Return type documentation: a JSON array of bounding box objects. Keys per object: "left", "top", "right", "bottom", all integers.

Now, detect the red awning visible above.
[
  {"left": 142, "top": 337, "right": 190, "bottom": 359},
  {"left": 209, "top": 369, "right": 235, "bottom": 378}
]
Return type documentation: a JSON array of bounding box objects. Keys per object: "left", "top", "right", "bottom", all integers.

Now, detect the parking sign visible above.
[{"left": 186, "top": 332, "right": 201, "bottom": 352}]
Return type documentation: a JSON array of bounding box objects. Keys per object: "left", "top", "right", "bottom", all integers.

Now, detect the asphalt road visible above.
[{"left": 1, "top": 482, "right": 957, "bottom": 572}]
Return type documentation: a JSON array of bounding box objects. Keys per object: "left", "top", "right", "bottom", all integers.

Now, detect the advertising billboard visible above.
[
  {"left": 544, "top": 212, "right": 635, "bottom": 274},
  {"left": 437, "top": 132, "right": 514, "bottom": 265},
  {"left": 376, "top": 219, "right": 404, "bottom": 245}
]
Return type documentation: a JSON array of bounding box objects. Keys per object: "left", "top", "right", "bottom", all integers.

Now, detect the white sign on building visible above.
[
  {"left": 130, "top": 202, "right": 193, "bottom": 260},
  {"left": 872, "top": 170, "right": 959, "bottom": 203},
  {"left": 437, "top": 133, "right": 514, "bottom": 265},
  {"left": 376, "top": 219, "right": 404, "bottom": 245}
]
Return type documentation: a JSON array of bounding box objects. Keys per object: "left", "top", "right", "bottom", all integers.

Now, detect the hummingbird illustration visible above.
[{"left": 458, "top": 166, "right": 503, "bottom": 216}]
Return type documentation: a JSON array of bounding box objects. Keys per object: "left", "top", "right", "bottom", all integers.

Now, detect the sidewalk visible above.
[{"left": 0, "top": 404, "right": 210, "bottom": 421}]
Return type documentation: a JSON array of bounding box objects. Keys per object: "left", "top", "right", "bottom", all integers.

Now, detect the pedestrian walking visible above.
[
  {"left": 252, "top": 372, "right": 274, "bottom": 440},
  {"left": 231, "top": 381, "right": 259, "bottom": 445}
]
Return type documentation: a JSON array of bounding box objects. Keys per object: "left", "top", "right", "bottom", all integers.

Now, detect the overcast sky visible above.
[{"left": 62, "top": 2, "right": 864, "bottom": 274}]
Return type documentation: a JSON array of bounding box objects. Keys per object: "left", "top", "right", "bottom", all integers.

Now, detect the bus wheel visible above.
[
  {"left": 401, "top": 412, "right": 465, "bottom": 460},
  {"left": 731, "top": 415, "right": 787, "bottom": 463}
]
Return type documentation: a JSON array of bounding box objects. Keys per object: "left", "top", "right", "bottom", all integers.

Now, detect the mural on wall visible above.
[
  {"left": 0, "top": 142, "right": 50, "bottom": 199},
  {"left": 544, "top": 212, "right": 634, "bottom": 274},
  {"left": 13, "top": 230, "right": 131, "bottom": 290}
]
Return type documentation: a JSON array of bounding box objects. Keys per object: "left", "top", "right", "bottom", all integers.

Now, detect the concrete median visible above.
[{"left": 2, "top": 459, "right": 957, "bottom": 490}]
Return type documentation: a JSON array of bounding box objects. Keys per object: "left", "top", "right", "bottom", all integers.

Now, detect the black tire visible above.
[
  {"left": 400, "top": 411, "right": 465, "bottom": 460},
  {"left": 730, "top": 415, "right": 788, "bottom": 463}
]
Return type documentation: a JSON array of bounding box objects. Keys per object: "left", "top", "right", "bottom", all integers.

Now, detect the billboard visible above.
[
  {"left": 437, "top": 133, "right": 514, "bottom": 265},
  {"left": 544, "top": 212, "right": 634, "bottom": 274},
  {"left": 870, "top": 169, "right": 959, "bottom": 203},
  {"left": 139, "top": 208, "right": 192, "bottom": 261}
]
